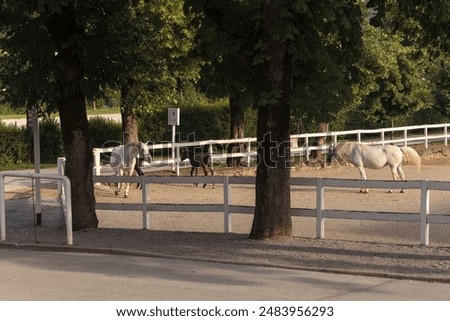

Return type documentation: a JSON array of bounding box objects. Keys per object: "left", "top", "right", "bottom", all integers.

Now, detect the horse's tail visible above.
[{"left": 400, "top": 146, "right": 421, "bottom": 171}]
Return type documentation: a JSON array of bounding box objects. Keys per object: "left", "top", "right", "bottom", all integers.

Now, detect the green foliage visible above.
[
  {"left": 138, "top": 100, "right": 239, "bottom": 142},
  {"left": 0, "top": 103, "right": 25, "bottom": 115},
  {"left": 0, "top": 123, "right": 29, "bottom": 166},
  {"left": 39, "top": 118, "right": 64, "bottom": 162},
  {"left": 189, "top": 0, "right": 363, "bottom": 132},
  {"left": 0, "top": 100, "right": 255, "bottom": 167},
  {"left": 178, "top": 101, "right": 229, "bottom": 141},
  {"left": 368, "top": 0, "right": 450, "bottom": 53},
  {"left": 88, "top": 116, "right": 122, "bottom": 148},
  {"left": 330, "top": 2, "right": 450, "bottom": 131}
]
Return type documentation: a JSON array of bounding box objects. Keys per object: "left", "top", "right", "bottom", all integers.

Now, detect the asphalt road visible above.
[{"left": 1, "top": 247, "right": 450, "bottom": 301}]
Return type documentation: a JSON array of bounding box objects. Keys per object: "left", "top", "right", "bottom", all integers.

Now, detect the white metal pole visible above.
[
  {"left": 175, "top": 144, "right": 180, "bottom": 176},
  {"left": 57, "top": 157, "right": 66, "bottom": 199},
  {"left": 172, "top": 124, "right": 176, "bottom": 172}
]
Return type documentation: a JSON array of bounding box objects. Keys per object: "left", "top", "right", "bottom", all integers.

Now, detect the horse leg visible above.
[
  {"left": 357, "top": 166, "right": 369, "bottom": 193},
  {"left": 202, "top": 165, "right": 208, "bottom": 188},
  {"left": 123, "top": 182, "right": 130, "bottom": 198},
  {"left": 115, "top": 168, "right": 123, "bottom": 195},
  {"left": 210, "top": 166, "right": 215, "bottom": 189},
  {"left": 391, "top": 164, "right": 406, "bottom": 193},
  {"left": 124, "top": 166, "right": 136, "bottom": 198},
  {"left": 135, "top": 162, "right": 144, "bottom": 189},
  {"left": 191, "top": 167, "right": 199, "bottom": 187}
]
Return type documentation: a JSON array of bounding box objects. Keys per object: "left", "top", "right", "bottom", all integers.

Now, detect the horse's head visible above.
[
  {"left": 327, "top": 141, "right": 349, "bottom": 164},
  {"left": 138, "top": 142, "right": 152, "bottom": 163},
  {"left": 180, "top": 148, "right": 188, "bottom": 161}
]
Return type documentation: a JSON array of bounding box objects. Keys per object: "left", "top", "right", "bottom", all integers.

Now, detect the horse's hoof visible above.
[
  {"left": 388, "top": 189, "right": 393, "bottom": 193},
  {"left": 115, "top": 191, "right": 119, "bottom": 195},
  {"left": 400, "top": 190, "right": 405, "bottom": 193},
  {"left": 124, "top": 194, "right": 128, "bottom": 198}
]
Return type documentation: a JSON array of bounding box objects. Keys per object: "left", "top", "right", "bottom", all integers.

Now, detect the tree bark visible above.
[
  {"left": 121, "top": 106, "right": 139, "bottom": 144},
  {"left": 120, "top": 79, "right": 139, "bottom": 144},
  {"left": 310, "top": 122, "right": 329, "bottom": 160},
  {"left": 249, "top": 1, "right": 292, "bottom": 239},
  {"left": 45, "top": 7, "right": 98, "bottom": 231},
  {"left": 227, "top": 90, "right": 245, "bottom": 167}
]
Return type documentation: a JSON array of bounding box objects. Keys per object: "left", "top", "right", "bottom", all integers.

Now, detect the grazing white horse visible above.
[
  {"left": 328, "top": 142, "right": 421, "bottom": 193},
  {"left": 110, "top": 141, "right": 151, "bottom": 197}
]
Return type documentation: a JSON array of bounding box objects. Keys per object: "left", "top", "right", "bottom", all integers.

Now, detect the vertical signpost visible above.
[
  {"left": 168, "top": 108, "right": 180, "bottom": 175},
  {"left": 28, "top": 106, "right": 42, "bottom": 225}
]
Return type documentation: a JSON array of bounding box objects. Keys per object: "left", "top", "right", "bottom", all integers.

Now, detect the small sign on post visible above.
[
  {"left": 168, "top": 108, "right": 180, "bottom": 175},
  {"left": 168, "top": 108, "right": 180, "bottom": 126}
]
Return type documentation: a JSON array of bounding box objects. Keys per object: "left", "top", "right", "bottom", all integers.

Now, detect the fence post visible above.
[
  {"left": 424, "top": 127, "right": 428, "bottom": 149},
  {"left": 445, "top": 125, "right": 448, "bottom": 146},
  {"left": 246, "top": 138, "right": 252, "bottom": 167},
  {"left": 142, "top": 177, "right": 150, "bottom": 229},
  {"left": 316, "top": 178, "right": 325, "bottom": 239},
  {"left": 304, "top": 134, "right": 309, "bottom": 161},
  {"left": 93, "top": 148, "right": 101, "bottom": 176},
  {"left": 403, "top": 128, "right": 408, "bottom": 146},
  {"left": 420, "top": 180, "right": 430, "bottom": 245},
  {"left": 223, "top": 176, "right": 232, "bottom": 233}
]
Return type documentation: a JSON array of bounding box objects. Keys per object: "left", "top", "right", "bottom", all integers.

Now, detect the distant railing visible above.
[
  {"left": 93, "top": 175, "right": 450, "bottom": 246},
  {"left": 93, "top": 123, "right": 450, "bottom": 177}
]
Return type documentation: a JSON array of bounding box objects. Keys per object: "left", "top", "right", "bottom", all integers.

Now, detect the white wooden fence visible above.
[
  {"left": 93, "top": 122, "right": 450, "bottom": 176},
  {"left": 93, "top": 174, "right": 450, "bottom": 246}
]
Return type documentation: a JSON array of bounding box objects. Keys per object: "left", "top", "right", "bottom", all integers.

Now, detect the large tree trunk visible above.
[
  {"left": 120, "top": 79, "right": 139, "bottom": 144},
  {"left": 249, "top": 1, "right": 292, "bottom": 239},
  {"left": 227, "top": 90, "right": 245, "bottom": 167},
  {"left": 45, "top": 7, "right": 98, "bottom": 231},
  {"left": 121, "top": 106, "right": 139, "bottom": 144}
]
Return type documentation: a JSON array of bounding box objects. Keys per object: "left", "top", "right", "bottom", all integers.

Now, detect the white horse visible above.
[
  {"left": 110, "top": 141, "right": 152, "bottom": 197},
  {"left": 328, "top": 142, "right": 421, "bottom": 193}
]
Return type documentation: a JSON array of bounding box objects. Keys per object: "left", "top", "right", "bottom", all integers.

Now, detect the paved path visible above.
[{"left": 1, "top": 247, "right": 450, "bottom": 300}]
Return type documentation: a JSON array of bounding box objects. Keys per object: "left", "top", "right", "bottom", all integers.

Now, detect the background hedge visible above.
[{"left": 0, "top": 102, "right": 257, "bottom": 167}]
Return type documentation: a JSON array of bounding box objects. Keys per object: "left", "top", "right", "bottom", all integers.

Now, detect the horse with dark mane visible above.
[{"left": 180, "top": 149, "right": 214, "bottom": 188}]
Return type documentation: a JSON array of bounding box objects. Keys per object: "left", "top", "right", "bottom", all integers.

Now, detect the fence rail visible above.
[
  {"left": 93, "top": 175, "right": 450, "bottom": 246},
  {"left": 93, "top": 122, "right": 450, "bottom": 176}
]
